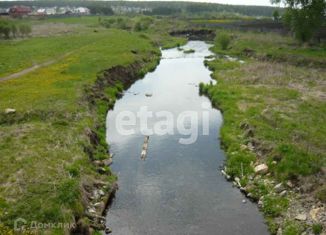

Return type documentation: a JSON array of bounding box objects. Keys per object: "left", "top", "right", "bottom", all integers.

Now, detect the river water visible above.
[{"left": 105, "top": 41, "right": 268, "bottom": 235}]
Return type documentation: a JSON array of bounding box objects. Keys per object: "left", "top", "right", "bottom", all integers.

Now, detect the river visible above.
[{"left": 105, "top": 41, "right": 269, "bottom": 235}]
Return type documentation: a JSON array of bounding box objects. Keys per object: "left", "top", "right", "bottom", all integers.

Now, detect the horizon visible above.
[{"left": 0, "top": 0, "right": 280, "bottom": 7}]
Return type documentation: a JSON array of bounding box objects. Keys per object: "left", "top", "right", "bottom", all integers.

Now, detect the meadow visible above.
[{"left": 0, "top": 16, "right": 184, "bottom": 234}]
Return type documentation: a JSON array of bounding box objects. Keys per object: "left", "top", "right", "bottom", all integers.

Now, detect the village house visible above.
[{"left": 9, "top": 5, "right": 32, "bottom": 17}]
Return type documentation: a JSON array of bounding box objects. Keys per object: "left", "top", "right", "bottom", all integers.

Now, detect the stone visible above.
[
  {"left": 105, "top": 227, "right": 112, "bottom": 234},
  {"left": 286, "top": 181, "right": 294, "bottom": 188},
  {"left": 254, "top": 164, "right": 269, "bottom": 175},
  {"left": 247, "top": 193, "right": 253, "bottom": 199},
  {"left": 5, "top": 108, "right": 16, "bottom": 114},
  {"left": 274, "top": 183, "right": 284, "bottom": 193},
  {"left": 242, "top": 199, "right": 247, "bottom": 204},
  {"left": 279, "top": 190, "right": 287, "bottom": 197},
  {"left": 309, "top": 208, "right": 321, "bottom": 222},
  {"left": 295, "top": 213, "right": 307, "bottom": 221},
  {"left": 88, "top": 208, "right": 96, "bottom": 214},
  {"left": 103, "top": 158, "right": 113, "bottom": 166},
  {"left": 99, "top": 190, "right": 105, "bottom": 197},
  {"left": 235, "top": 177, "right": 241, "bottom": 187}
]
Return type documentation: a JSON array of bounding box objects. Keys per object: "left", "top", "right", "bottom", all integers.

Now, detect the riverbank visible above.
[
  {"left": 200, "top": 30, "right": 326, "bottom": 234},
  {"left": 0, "top": 17, "right": 185, "bottom": 233}
]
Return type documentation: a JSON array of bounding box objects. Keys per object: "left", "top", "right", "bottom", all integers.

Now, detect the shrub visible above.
[
  {"left": 312, "top": 223, "right": 323, "bottom": 235},
  {"left": 217, "top": 32, "right": 231, "bottom": 50}
]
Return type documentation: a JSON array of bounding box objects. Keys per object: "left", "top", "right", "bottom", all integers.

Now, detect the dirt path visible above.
[{"left": 0, "top": 52, "right": 73, "bottom": 82}]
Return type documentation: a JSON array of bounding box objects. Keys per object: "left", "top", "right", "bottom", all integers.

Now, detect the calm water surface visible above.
[{"left": 105, "top": 41, "right": 269, "bottom": 235}]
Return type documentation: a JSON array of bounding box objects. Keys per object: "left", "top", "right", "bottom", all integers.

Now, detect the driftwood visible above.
[{"left": 141, "top": 136, "right": 149, "bottom": 160}]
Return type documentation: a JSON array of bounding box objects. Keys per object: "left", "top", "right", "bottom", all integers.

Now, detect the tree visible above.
[
  {"left": 273, "top": 10, "right": 280, "bottom": 21},
  {"left": 272, "top": 0, "right": 326, "bottom": 42}
]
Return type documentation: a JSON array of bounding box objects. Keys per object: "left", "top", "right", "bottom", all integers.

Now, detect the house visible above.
[
  {"left": 75, "top": 7, "right": 90, "bottom": 15},
  {"left": 9, "top": 5, "right": 32, "bottom": 17}
]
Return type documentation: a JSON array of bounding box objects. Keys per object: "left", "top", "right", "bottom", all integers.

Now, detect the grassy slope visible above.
[
  {"left": 213, "top": 30, "right": 326, "bottom": 67},
  {"left": 201, "top": 31, "right": 326, "bottom": 234},
  {"left": 0, "top": 23, "right": 169, "bottom": 233}
]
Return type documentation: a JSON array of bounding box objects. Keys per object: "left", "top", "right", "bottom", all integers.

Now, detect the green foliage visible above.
[
  {"left": 316, "top": 186, "right": 326, "bottom": 203},
  {"left": 273, "top": 0, "right": 326, "bottom": 42},
  {"left": 0, "top": 19, "right": 31, "bottom": 39},
  {"left": 312, "top": 223, "right": 323, "bottom": 235},
  {"left": 262, "top": 195, "right": 289, "bottom": 217},
  {"left": 283, "top": 220, "right": 304, "bottom": 235},
  {"left": 272, "top": 10, "right": 280, "bottom": 21},
  {"left": 216, "top": 32, "right": 231, "bottom": 50}
]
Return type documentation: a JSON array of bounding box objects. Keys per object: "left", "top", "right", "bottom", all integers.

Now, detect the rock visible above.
[
  {"left": 88, "top": 208, "right": 96, "bottom": 214},
  {"left": 279, "top": 190, "right": 287, "bottom": 197},
  {"left": 286, "top": 181, "right": 294, "bottom": 188},
  {"left": 242, "top": 199, "right": 247, "bottom": 204},
  {"left": 99, "top": 190, "right": 105, "bottom": 197},
  {"left": 309, "top": 208, "right": 321, "bottom": 221},
  {"left": 240, "top": 187, "right": 246, "bottom": 193},
  {"left": 277, "top": 227, "right": 282, "bottom": 235},
  {"left": 103, "top": 158, "right": 113, "bottom": 166},
  {"left": 5, "top": 108, "right": 16, "bottom": 114},
  {"left": 93, "top": 202, "right": 105, "bottom": 209},
  {"left": 235, "top": 177, "right": 241, "bottom": 187},
  {"left": 258, "top": 196, "right": 264, "bottom": 208},
  {"left": 295, "top": 213, "right": 307, "bottom": 221},
  {"left": 105, "top": 227, "right": 112, "bottom": 234},
  {"left": 247, "top": 193, "right": 253, "bottom": 199},
  {"left": 145, "top": 93, "right": 152, "bottom": 97},
  {"left": 274, "top": 183, "right": 284, "bottom": 193},
  {"left": 254, "top": 164, "right": 269, "bottom": 175}
]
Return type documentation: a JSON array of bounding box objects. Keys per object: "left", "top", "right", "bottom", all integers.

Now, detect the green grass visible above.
[
  {"left": 202, "top": 29, "right": 326, "bottom": 233},
  {"left": 212, "top": 30, "right": 326, "bottom": 66},
  {"left": 0, "top": 27, "right": 162, "bottom": 233}
]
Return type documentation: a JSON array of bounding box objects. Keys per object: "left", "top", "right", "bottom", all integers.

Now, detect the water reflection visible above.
[{"left": 105, "top": 41, "right": 268, "bottom": 235}]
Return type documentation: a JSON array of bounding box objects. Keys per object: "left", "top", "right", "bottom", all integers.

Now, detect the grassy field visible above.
[
  {"left": 201, "top": 30, "right": 326, "bottom": 234},
  {"left": 212, "top": 30, "right": 326, "bottom": 67},
  {"left": 0, "top": 15, "right": 185, "bottom": 233}
]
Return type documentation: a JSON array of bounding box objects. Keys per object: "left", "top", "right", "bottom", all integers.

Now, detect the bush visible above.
[
  {"left": 217, "top": 32, "right": 231, "bottom": 50},
  {"left": 312, "top": 223, "right": 323, "bottom": 235}
]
